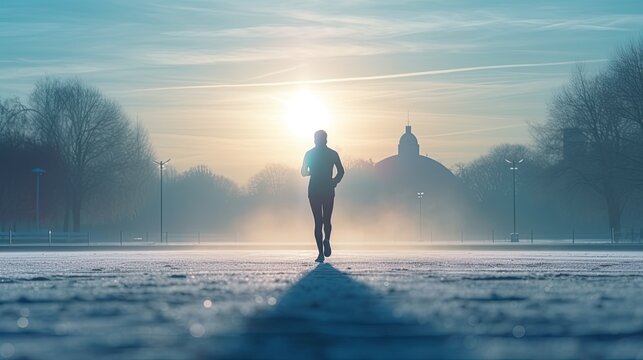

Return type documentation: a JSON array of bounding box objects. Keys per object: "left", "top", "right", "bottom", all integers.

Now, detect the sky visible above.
[{"left": 1, "top": 0, "right": 642, "bottom": 183}]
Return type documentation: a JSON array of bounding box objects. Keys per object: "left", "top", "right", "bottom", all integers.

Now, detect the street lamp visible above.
[
  {"left": 417, "top": 192, "right": 424, "bottom": 241},
  {"left": 31, "top": 167, "right": 46, "bottom": 230},
  {"left": 154, "top": 159, "right": 170, "bottom": 244},
  {"left": 505, "top": 159, "right": 523, "bottom": 242}
]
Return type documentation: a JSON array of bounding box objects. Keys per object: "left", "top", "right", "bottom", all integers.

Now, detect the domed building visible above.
[
  {"left": 374, "top": 125, "right": 472, "bottom": 231},
  {"left": 375, "top": 125, "right": 464, "bottom": 193}
]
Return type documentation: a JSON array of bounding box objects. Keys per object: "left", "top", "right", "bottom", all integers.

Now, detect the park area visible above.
[{"left": 0, "top": 249, "right": 642, "bottom": 359}]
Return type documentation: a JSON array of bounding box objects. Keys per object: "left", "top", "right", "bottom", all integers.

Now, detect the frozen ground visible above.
[{"left": 0, "top": 250, "right": 642, "bottom": 360}]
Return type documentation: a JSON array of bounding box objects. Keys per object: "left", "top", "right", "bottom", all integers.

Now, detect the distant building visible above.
[
  {"left": 375, "top": 125, "right": 463, "bottom": 193},
  {"left": 373, "top": 125, "right": 472, "bottom": 230}
]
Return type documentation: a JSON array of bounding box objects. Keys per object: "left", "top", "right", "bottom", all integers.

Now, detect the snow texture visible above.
[{"left": 1, "top": 250, "right": 642, "bottom": 359}]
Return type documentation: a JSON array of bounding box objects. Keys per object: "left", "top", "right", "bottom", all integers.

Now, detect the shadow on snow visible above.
[{"left": 220, "top": 263, "right": 467, "bottom": 360}]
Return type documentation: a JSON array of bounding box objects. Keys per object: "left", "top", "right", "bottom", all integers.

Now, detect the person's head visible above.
[{"left": 314, "top": 130, "right": 327, "bottom": 146}]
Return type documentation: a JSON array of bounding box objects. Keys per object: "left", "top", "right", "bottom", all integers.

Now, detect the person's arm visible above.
[
  {"left": 332, "top": 152, "right": 345, "bottom": 186},
  {"left": 301, "top": 153, "right": 310, "bottom": 177}
]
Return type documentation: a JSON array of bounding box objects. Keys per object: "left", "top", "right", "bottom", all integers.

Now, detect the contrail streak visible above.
[
  {"left": 247, "top": 63, "right": 307, "bottom": 81},
  {"left": 424, "top": 124, "right": 528, "bottom": 138},
  {"left": 127, "top": 59, "right": 606, "bottom": 93}
]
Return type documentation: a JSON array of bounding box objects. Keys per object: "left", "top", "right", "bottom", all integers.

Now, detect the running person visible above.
[{"left": 301, "top": 130, "right": 344, "bottom": 263}]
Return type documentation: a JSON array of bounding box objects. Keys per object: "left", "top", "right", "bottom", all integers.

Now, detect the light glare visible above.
[{"left": 284, "top": 89, "right": 331, "bottom": 139}]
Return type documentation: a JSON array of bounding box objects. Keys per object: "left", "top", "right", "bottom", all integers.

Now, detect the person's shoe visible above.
[
  {"left": 323, "top": 239, "right": 331, "bottom": 257},
  {"left": 315, "top": 254, "right": 325, "bottom": 263}
]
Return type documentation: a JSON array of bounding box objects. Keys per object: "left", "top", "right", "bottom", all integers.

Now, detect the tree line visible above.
[
  {"left": 458, "top": 38, "right": 643, "bottom": 237},
  {"left": 1, "top": 38, "right": 642, "bottom": 238},
  {"left": 1, "top": 79, "right": 154, "bottom": 232}
]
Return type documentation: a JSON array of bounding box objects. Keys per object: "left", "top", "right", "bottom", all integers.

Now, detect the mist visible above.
[{"left": 3, "top": 38, "right": 643, "bottom": 244}]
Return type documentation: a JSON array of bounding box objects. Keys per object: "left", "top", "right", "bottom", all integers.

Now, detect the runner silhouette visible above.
[{"left": 301, "top": 130, "right": 344, "bottom": 263}]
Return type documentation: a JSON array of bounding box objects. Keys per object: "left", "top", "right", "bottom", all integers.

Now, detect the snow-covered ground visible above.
[{"left": 0, "top": 250, "right": 642, "bottom": 359}]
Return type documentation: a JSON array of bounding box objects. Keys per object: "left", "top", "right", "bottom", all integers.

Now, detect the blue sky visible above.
[{"left": 1, "top": 0, "right": 642, "bottom": 182}]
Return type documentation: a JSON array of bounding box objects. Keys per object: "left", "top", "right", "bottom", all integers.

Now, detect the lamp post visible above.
[
  {"left": 417, "top": 192, "right": 424, "bottom": 241},
  {"left": 154, "top": 159, "right": 170, "bottom": 244},
  {"left": 31, "top": 168, "right": 46, "bottom": 230},
  {"left": 505, "top": 159, "right": 523, "bottom": 242}
]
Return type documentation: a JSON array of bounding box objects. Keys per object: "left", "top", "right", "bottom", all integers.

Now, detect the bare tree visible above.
[
  {"left": 165, "top": 165, "right": 241, "bottom": 231},
  {"left": 536, "top": 66, "right": 634, "bottom": 234},
  {"left": 610, "top": 38, "right": 643, "bottom": 131},
  {"left": 246, "top": 164, "right": 301, "bottom": 202},
  {"left": 28, "top": 78, "right": 154, "bottom": 231},
  {"left": 456, "top": 144, "right": 532, "bottom": 205},
  {"left": 0, "top": 97, "right": 31, "bottom": 138},
  {"left": 0, "top": 97, "right": 65, "bottom": 230},
  {"left": 607, "top": 38, "right": 643, "bottom": 181},
  {"left": 86, "top": 122, "right": 156, "bottom": 223}
]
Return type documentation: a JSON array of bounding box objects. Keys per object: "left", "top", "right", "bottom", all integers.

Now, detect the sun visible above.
[{"left": 283, "top": 89, "right": 331, "bottom": 139}]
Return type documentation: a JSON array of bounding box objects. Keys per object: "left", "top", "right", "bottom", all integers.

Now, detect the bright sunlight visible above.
[{"left": 283, "top": 89, "right": 331, "bottom": 139}]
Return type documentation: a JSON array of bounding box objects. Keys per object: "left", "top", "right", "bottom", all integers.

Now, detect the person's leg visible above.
[
  {"left": 309, "top": 197, "right": 324, "bottom": 258},
  {"left": 322, "top": 196, "right": 335, "bottom": 241},
  {"left": 321, "top": 196, "right": 335, "bottom": 257}
]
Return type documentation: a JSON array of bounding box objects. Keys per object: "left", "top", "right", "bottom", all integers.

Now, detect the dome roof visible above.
[
  {"left": 375, "top": 154, "right": 462, "bottom": 196},
  {"left": 398, "top": 125, "right": 419, "bottom": 157},
  {"left": 400, "top": 130, "right": 418, "bottom": 145}
]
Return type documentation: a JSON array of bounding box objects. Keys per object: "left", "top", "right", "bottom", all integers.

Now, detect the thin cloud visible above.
[
  {"left": 423, "top": 124, "right": 528, "bottom": 139},
  {"left": 127, "top": 59, "right": 607, "bottom": 93},
  {"left": 247, "top": 63, "right": 307, "bottom": 81}
]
